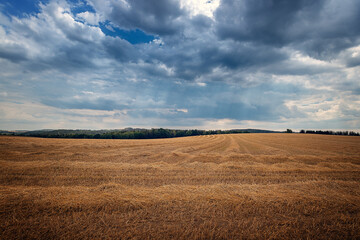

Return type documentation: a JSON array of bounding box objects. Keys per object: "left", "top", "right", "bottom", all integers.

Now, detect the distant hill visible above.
[
  {"left": 0, "top": 130, "right": 29, "bottom": 135},
  {"left": 231, "top": 129, "right": 280, "bottom": 133}
]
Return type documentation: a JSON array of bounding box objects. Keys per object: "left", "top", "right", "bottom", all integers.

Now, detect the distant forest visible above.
[
  {"left": 0, "top": 128, "right": 276, "bottom": 139},
  {"left": 0, "top": 128, "right": 358, "bottom": 139},
  {"left": 299, "top": 130, "right": 360, "bottom": 136}
]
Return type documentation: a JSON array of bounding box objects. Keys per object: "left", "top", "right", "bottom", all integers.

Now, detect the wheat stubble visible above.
[{"left": 0, "top": 134, "right": 359, "bottom": 239}]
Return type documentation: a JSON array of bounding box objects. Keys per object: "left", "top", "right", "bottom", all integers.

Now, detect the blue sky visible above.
[{"left": 0, "top": 0, "right": 359, "bottom": 131}]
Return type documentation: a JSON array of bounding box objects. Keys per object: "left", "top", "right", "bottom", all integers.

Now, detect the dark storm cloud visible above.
[
  {"left": 40, "top": 44, "right": 102, "bottom": 71},
  {"left": 0, "top": 44, "right": 28, "bottom": 63},
  {"left": 103, "top": 37, "right": 138, "bottom": 62},
  {"left": 189, "top": 14, "right": 212, "bottom": 31},
  {"left": 146, "top": 40, "right": 288, "bottom": 81},
  {"left": 197, "top": 42, "right": 287, "bottom": 70},
  {"left": 215, "top": 0, "right": 360, "bottom": 59},
  {"left": 215, "top": 0, "right": 324, "bottom": 45},
  {"left": 345, "top": 54, "right": 360, "bottom": 68},
  {"left": 347, "top": 59, "right": 360, "bottom": 68}
]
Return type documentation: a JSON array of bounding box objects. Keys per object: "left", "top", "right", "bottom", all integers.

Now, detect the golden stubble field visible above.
[{"left": 0, "top": 133, "right": 360, "bottom": 239}]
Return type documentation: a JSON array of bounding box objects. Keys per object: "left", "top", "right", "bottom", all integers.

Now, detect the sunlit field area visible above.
[{"left": 1, "top": 134, "right": 360, "bottom": 239}]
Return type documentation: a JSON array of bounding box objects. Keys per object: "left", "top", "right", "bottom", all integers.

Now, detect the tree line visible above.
[
  {"left": 299, "top": 130, "right": 360, "bottom": 136},
  {"left": 4, "top": 128, "right": 357, "bottom": 139},
  {"left": 11, "top": 128, "right": 253, "bottom": 139}
]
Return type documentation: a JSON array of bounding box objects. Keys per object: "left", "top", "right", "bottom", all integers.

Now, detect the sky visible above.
[{"left": 0, "top": 0, "right": 359, "bottom": 131}]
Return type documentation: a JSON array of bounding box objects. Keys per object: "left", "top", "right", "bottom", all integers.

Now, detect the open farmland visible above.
[{"left": 0, "top": 134, "right": 360, "bottom": 239}]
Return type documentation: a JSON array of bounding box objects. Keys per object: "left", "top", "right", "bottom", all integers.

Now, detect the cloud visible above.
[
  {"left": 0, "top": 0, "right": 359, "bottom": 131},
  {"left": 87, "top": 0, "right": 185, "bottom": 36},
  {"left": 215, "top": 0, "right": 325, "bottom": 44},
  {"left": 180, "top": 0, "right": 220, "bottom": 19},
  {"left": 0, "top": 0, "right": 140, "bottom": 73},
  {"left": 76, "top": 11, "right": 100, "bottom": 25},
  {"left": 215, "top": 0, "right": 360, "bottom": 59}
]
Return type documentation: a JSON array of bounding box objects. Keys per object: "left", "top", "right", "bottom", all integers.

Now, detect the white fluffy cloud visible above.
[
  {"left": 76, "top": 11, "right": 100, "bottom": 25},
  {"left": 180, "top": 0, "right": 220, "bottom": 18}
]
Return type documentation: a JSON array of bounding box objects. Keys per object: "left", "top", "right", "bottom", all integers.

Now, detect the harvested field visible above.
[{"left": 0, "top": 133, "right": 360, "bottom": 239}]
